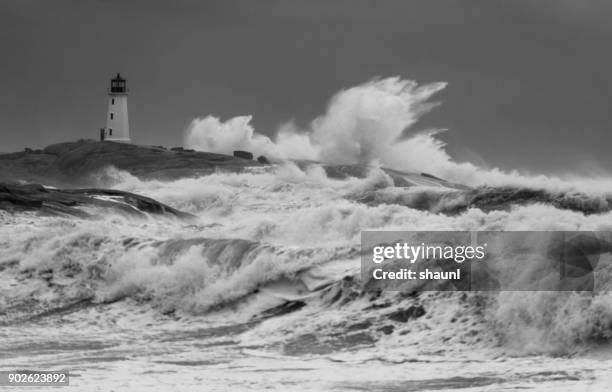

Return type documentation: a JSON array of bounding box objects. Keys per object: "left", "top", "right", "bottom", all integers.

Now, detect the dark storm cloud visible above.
[{"left": 1, "top": 0, "right": 611, "bottom": 173}]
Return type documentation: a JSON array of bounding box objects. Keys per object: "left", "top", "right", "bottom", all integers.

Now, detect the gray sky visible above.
[{"left": 1, "top": 0, "right": 611, "bottom": 174}]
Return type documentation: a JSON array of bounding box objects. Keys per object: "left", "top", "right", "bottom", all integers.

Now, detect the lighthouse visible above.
[{"left": 101, "top": 73, "right": 131, "bottom": 143}]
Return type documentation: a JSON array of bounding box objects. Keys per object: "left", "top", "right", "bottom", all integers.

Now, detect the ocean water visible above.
[{"left": 1, "top": 164, "right": 612, "bottom": 391}]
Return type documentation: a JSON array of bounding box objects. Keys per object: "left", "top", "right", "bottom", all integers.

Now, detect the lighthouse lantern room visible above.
[{"left": 101, "top": 73, "right": 131, "bottom": 143}]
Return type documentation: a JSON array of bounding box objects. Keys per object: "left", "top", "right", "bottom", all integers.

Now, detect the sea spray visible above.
[
  {"left": 184, "top": 76, "right": 612, "bottom": 192},
  {"left": 3, "top": 164, "right": 612, "bottom": 356}
]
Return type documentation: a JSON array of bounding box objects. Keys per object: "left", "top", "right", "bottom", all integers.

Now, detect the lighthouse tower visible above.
[{"left": 101, "top": 73, "right": 131, "bottom": 143}]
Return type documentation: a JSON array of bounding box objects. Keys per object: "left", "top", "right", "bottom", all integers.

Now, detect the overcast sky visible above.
[{"left": 1, "top": 0, "right": 611, "bottom": 174}]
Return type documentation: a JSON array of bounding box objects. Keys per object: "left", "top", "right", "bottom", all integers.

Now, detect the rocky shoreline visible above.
[
  {"left": 0, "top": 182, "right": 193, "bottom": 219},
  {"left": 0, "top": 140, "right": 263, "bottom": 186},
  {"left": 0, "top": 139, "right": 462, "bottom": 220}
]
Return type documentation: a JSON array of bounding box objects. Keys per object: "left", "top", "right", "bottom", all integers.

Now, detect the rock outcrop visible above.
[
  {"left": 0, "top": 140, "right": 466, "bottom": 192},
  {"left": 257, "top": 155, "right": 271, "bottom": 164},
  {"left": 0, "top": 140, "right": 261, "bottom": 186},
  {"left": 0, "top": 182, "right": 193, "bottom": 219},
  {"left": 233, "top": 150, "right": 254, "bottom": 160}
]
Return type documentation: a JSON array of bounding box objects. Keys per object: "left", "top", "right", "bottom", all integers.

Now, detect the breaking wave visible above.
[
  {"left": 184, "top": 77, "right": 612, "bottom": 193},
  {"left": 2, "top": 163, "right": 612, "bottom": 357},
  {"left": 2, "top": 76, "right": 612, "bottom": 361}
]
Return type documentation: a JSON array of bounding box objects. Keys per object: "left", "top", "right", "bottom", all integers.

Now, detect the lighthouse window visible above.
[
  {"left": 111, "top": 98, "right": 115, "bottom": 105},
  {"left": 110, "top": 113, "right": 114, "bottom": 120},
  {"left": 109, "top": 129, "right": 113, "bottom": 136}
]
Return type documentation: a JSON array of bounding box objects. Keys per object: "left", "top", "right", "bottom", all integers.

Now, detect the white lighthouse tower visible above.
[{"left": 101, "top": 73, "right": 131, "bottom": 143}]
